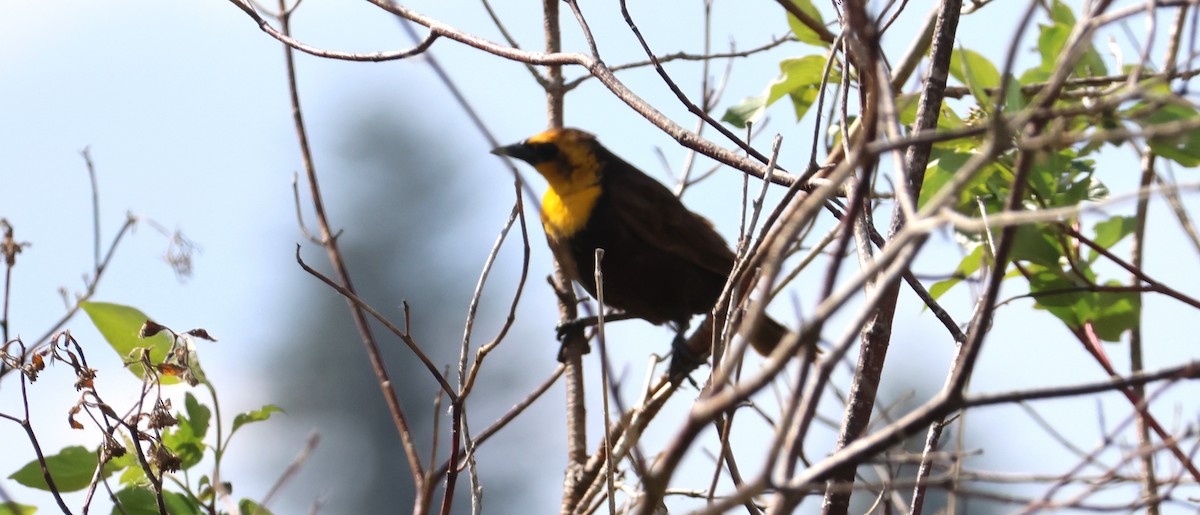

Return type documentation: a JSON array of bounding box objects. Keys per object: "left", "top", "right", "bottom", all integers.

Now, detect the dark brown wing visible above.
[{"left": 600, "top": 151, "right": 736, "bottom": 278}]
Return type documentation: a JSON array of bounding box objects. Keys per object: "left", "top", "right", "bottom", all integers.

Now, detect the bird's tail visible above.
[
  {"left": 742, "top": 314, "right": 789, "bottom": 356},
  {"left": 672, "top": 310, "right": 795, "bottom": 378}
]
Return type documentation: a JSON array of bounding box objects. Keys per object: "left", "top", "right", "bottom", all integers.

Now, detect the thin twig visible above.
[
  {"left": 275, "top": 0, "right": 434, "bottom": 500},
  {"left": 592, "top": 249, "right": 617, "bottom": 515},
  {"left": 262, "top": 433, "right": 319, "bottom": 507},
  {"left": 293, "top": 248, "right": 454, "bottom": 397},
  {"left": 1130, "top": 150, "right": 1160, "bottom": 514},
  {"left": 230, "top": 0, "right": 439, "bottom": 61}
]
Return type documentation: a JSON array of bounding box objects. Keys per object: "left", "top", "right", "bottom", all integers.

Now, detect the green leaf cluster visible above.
[
  {"left": 1021, "top": 0, "right": 1108, "bottom": 84},
  {"left": 723, "top": 0, "right": 836, "bottom": 129},
  {"left": 923, "top": 143, "right": 1137, "bottom": 340},
  {"left": 1013, "top": 220, "right": 1140, "bottom": 341},
  {"left": 723, "top": 55, "right": 841, "bottom": 129},
  {"left": 81, "top": 302, "right": 179, "bottom": 384},
  {"left": 9, "top": 302, "right": 284, "bottom": 514}
]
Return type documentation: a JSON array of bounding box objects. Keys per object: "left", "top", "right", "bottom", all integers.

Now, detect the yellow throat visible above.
[
  {"left": 540, "top": 184, "right": 600, "bottom": 240},
  {"left": 527, "top": 130, "right": 604, "bottom": 239}
]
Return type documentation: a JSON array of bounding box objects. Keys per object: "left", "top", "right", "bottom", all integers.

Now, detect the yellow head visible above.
[
  {"left": 493, "top": 128, "right": 606, "bottom": 238},
  {"left": 492, "top": 128, "right": 604, "bottom": 196}
]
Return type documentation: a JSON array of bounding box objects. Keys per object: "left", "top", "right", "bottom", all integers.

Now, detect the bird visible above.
[{"left": 492, "top": 127, "right": 788, "bottom": 368}]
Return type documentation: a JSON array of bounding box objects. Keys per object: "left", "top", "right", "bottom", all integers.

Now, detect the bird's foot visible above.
[
  {"left": 555, "top": 316, "right": 594, "bottom": 342},
  {"left": 668, "top": 332, "right": 704, "bottom": 387}
]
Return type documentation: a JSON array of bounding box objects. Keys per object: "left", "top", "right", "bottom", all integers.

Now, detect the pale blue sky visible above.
[{"left": 2, "top": 0, "right": 1197, "bottom": 513}]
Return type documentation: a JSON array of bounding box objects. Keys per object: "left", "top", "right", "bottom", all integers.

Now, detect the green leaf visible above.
[
  {"left": 163, "top": 491, "right": 202, "bottom": 515},
  {"left": 238, "top": 499, "right": 274, "bottom": 515},
  {"left": 111, "top": 488, "right": 200, "bottom": 515},
  {"left": 0, "top": 503, "right": 37, "bottom": 515},
  {"left": 1027, "top": 149, "right": 1097, "bottom": 208},
  {"left": 918, "top": 151, "right": 968, "bottom": 210},
  {"left": 784, "top": 0, "right": 828, "bottom": 47},
  {"left": 1135, "top": 101, "right": 1200, "bottom": 167},
  {"left": 112, "top": 487, "right": 157, "bottom": 515},
  {"left": 161, "top": 396, "right": 209, "bottom": 471},
  {"left": 1011, "top": 224, "right": 1063, "bottom": 268},
  {"left": 1048, "top": 0, "right": 1075, "bottom": 25},
  {"left": 106, "top": 439, "right": 141, "bottom": 487},
  {"left": 1061, "top": 173, "right": 1103, "bottom": 206},
  {"left": 927, "top": 279, "right": 957, "bottom": 302},
  {"left": 949, "top": 48, "right": 1001, "bottom": 106},
  {"left": 722, "top": 95, "right": 767, "bottom": 129},
  {"left": 894, "top": 93, "right": 920, "bottom": 125},
  {"left": 1026, "top": 159, "right": 1058, "bottom": 203},
  {"left": 232, "top": 405, "right": 285, "bottom": 435},
  {"left": 161, "top": 425, "right": 206, "bottom": 472},
  {"left": 1089, "top": 216, "right": 1137, "bottom": 261},
  {"left": 1025, "top": 264, "right": 1087, "bottom": 328},
  {"left": 723, "top": 55, "right": 838, "bottom": 128},
  {"left": 81, "top": 302, "right": 177, "bottom": 383},
  {"left": 118, "top": 463, "right": 148, "bottom": 487},
  {"left": 918, "top": 151, "right": 1008, "bottom": 214},
  {"left": 1019, "top": 66, "right": 1051, "bottom": 85},
  {"left": 1090, "top": 286, "right": 1140, "bottom": 342},
  {"left": 937, "top": 103, "right": 967, "bottom": 131},
  {"left": 10, "top": 446, "right": 105, "bottom": 492},
  {"left": 898, "top": 95, "right": 969, "bottom": 133},
  {"left": 1036, "top": 22, "right": 1070, "bottom": 74},
  {"left": 928, "top": 244, "right": 987, "bottom": 300},
  {"left": 788, "top": 87, "right": 821, "bottom": 125},
  {"left": 181, "top": 348, "right": 209, "bottom": 387},
  {"left": 1074, "top": 45, "right": 1108, "bottom": 78},
  {"left": 1041, "top": 1, "right": 1104, "bottom": 75},
  {"left": 197, "top": 475, "right": 214, "bottom": 502},
  {"left": 1003, "top": 73, "right": 1029, "bottom": 115},
  {"left": 1024, "top": 259, "right": 1140, "bottom": 342},
  {"left": 184, "top": 393, "right": 211, "bottom": 440},
  {"left": 1036, "top": 18, "right": 1107, "bottom": 80}
]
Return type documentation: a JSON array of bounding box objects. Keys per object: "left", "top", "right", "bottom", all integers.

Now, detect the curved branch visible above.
[{"left": 229, "top": 0, "right": 439, "bottom": 61}]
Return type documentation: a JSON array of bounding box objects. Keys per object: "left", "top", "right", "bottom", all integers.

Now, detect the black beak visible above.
[
  {"left": 493, "top": 139, "right": 559, "bottom": 165},
  {"left": 491, "top": 142, "right": 530, "bottom": 162}
]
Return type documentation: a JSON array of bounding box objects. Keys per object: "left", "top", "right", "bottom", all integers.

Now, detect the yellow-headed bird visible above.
[{"left": 493, "top": 128, "right": 786, "bottom": 362}]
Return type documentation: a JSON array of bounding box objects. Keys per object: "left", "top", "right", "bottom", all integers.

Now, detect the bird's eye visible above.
[{"left": 523, "top": 141, "right": 560, "bottom": 163}]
